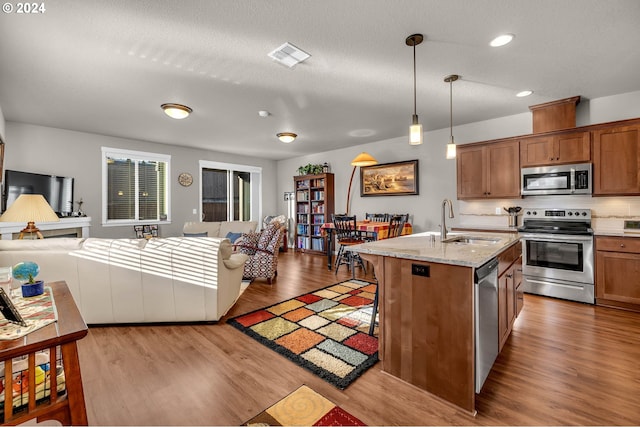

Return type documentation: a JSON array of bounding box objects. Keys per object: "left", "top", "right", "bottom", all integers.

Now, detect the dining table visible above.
[{"left": 320, "top": 221, "right": 412, "bottom": 270}]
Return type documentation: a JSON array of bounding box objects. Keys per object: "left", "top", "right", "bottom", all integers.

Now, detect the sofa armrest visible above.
[{"left": 223, "top": 253, "right": 249, "bottom": 270}]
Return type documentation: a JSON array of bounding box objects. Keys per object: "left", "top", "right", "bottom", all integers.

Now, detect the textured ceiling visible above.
[{"left": 1, "top": 0, "right": 639, "bottom": 160}]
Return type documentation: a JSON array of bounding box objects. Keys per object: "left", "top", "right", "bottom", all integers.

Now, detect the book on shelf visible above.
[
  {"left": 311, "top": 238, "right": 325, "bottom": 251},
  {"left": 297, "top": 236, "right": 310, "bottom": 249}
]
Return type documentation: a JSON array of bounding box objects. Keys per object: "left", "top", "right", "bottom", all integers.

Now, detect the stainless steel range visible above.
[{"left": 518, "top": 208, "right": 594, "bottom": 304}]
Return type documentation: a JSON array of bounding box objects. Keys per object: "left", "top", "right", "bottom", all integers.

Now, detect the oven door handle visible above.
[{"left": 520, "top": 233, "right": 594, "bottom": 242}]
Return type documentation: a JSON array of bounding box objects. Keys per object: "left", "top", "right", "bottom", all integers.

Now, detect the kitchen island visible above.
[{"left": 347, "top": 231, "right": 521, "bottom": 414}]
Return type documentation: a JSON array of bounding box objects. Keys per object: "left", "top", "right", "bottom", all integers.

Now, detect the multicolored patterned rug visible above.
[
  {"left": 244, "top": 384, "right": 366, "bottom": 426},
  {"left": 228, "top": 280, "right": 378, "bottom": 389}
]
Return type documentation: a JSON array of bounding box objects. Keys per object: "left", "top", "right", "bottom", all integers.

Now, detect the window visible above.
[
  {"left": 102, "top": 147, "right": 171, "bottom": 225},
  {"left": 199, "top": 160, "right": 261, "bottom": 222}
]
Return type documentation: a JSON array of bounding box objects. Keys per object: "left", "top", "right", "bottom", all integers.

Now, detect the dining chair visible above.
[
  {"left": 332, "top": 214, "right": 366, "bottom": 276},
  {"left": 368, "top": 214, "right": 407, "bottom": 335},
  {"left": 389, "top": 213, "right": 409, "bottom": 223},
  {"left": 365, "top": 213, "right": 389, "bottom": 222}
]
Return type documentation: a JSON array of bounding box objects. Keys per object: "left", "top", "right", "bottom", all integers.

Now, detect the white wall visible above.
[
  {"left": 4, "top": 122, "right": 278, "bottom": 238},
  {"left": 277, "top": 91, "right": 640, "bottom": 234}
]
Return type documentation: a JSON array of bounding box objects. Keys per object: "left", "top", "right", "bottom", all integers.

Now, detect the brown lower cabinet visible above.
[
  {"left": 498, "top": 242, "right": 522, "bottom": 352},
  {"left": 595, "top": 236, "right": 640, "bottom": 312}
]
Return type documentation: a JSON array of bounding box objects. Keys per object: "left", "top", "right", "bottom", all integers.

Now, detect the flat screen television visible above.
[{"left": 3, "top": 170, "right": 74, "bottom": 216}]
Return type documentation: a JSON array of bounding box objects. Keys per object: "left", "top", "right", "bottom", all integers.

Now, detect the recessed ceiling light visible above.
[
  {"left": 516, "top": 90, "right": 533, "bottom": 97},
  {"left": 258, "top": 110, "right": 270, "bottom": 117},
  {"left": 277, "top": 132, "right": 297, "bottom": 143},
  {"left": 489, "top": 33, "right": 514, "bottom": 47},
  {"left": 161, "top": 103, "right": 192, "bottom": 119}
]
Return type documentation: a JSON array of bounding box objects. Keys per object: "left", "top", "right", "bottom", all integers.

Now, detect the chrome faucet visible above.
[{"left": 441, "top": 199, "right": 455, "bottom": 240}]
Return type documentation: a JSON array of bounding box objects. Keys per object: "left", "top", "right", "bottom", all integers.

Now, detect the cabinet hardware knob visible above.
[
  {"left": 621, "top": 244, "right": 625, "bottom": 248},
  {"left": 550, "top": 157, "right": 553, "bottom": 161}
]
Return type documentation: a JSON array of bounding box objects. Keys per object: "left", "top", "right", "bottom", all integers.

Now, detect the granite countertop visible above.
[
  {"left": 453, "top": 225, "right": 519, "bottom": 233},
  {"left": 593, "top": 229, "right": 640, "bottom": 237},
  {"left": 346, "top": 231, "right": 521, "bottom": 268}
]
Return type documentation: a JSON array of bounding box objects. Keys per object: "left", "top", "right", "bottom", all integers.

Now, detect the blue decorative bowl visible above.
[{"left": 21, "top": 280, "right": 44, "bottom": 297}]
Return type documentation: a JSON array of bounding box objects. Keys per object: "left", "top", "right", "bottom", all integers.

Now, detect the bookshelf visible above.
[{"left": 294, "top": 173, "right": 334, "bottom": 254}]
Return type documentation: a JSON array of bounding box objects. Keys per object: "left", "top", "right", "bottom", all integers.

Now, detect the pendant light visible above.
[
  {"left": 406, "top": 34, "right": 424, "bottom": 145},
  {"left": 444, "top": 74, "right": 459, "bottom": 159}
]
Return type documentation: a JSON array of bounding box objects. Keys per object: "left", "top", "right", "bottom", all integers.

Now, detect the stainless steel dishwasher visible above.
[{"left": 474, "top": 257, "right": 499, "bottom": 393}]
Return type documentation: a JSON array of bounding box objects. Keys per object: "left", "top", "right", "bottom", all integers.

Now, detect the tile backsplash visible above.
[{"left": 458, "top": 196, "right": 640, "bottom": 232}]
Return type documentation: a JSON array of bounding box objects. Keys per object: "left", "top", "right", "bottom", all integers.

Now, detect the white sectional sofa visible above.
[
  {"left": 182, "top": 220, "right": 258, "bottom": 241},
  {"left": 0, "top": 236, "right": 248, "bottom": 324}
]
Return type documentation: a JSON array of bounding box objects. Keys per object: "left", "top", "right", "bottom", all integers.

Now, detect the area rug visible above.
[
  {"left": 228, "top": 279, "right": 378, "bottom": 389},
  {"left": 243, "top": 384, "right": 366, "bottom": 426}
]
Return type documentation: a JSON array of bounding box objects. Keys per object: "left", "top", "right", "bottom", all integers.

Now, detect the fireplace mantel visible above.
[{"left": 0, "top": 216, "right": 92, "bottom": 240}]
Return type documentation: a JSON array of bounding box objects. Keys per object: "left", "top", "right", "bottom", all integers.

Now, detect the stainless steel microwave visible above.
[{"left": 521, "top": 163, "right": 592, "bottom": 196}]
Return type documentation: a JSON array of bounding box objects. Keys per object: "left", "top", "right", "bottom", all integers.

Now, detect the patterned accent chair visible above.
[{"left": 236, "top": 221, "right": 285, "bottom": 284}]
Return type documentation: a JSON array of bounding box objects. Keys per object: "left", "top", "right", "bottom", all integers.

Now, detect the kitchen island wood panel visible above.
[
  {"left": 351, "top": 232, "right": 521, "bottom": 414},
  {"left": 380, "top": 257, "right": 475, "bottom": 413}
]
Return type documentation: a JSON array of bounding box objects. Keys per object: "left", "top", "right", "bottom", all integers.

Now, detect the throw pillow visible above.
[
  {"left": 238, "top": 232, "right": 260, "bottom": 256},
  {"left": 225, "top": 232, "right": 243, "bottom": 244},
  {"left": 183, "top": 232, "right": 208, "bottom": 237},
  {"left": 257, "top": 222, "right": 280, "bottom": 250}
]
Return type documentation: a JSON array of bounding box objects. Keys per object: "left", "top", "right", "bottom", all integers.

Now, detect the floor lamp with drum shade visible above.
[
  {"left": 346, "top": 152, "right": 378, "bottom": 215},
  {"left": 0, "top": 194, "right": 60, "bottom": 239}
]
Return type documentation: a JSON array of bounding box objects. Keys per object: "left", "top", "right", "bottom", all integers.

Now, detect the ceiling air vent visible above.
[{"left": 268, "top": 42, "right": 311, "bottom": 68}]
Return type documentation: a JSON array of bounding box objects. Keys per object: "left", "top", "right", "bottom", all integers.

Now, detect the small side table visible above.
[{"left": 0, "top": 281, "right": 88, "bottom": 425}]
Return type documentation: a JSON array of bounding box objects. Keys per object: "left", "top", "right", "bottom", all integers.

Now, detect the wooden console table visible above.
[{"left": 0, "top": 281, "right": 88, "bottom": 425}]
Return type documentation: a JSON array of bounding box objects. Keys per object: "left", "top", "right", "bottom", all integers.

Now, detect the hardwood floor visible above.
[{"left": 76, "top": 251, "right": 640, "bottom": 425}]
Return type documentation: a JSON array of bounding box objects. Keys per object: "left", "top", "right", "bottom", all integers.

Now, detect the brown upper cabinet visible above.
[
  {"left": 520, "top": 131, "right": 591, "bottom": 167},
  {"left": 592, "top": 124, "right": 640, "bottom": 195},
  {"left": 457, "top": 140, "right": 520, "bottom": 200}
]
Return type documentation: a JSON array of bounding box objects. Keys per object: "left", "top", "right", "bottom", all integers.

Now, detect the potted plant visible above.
[{"left": 12, "top": 261, "right": 44, "bottom": 297}]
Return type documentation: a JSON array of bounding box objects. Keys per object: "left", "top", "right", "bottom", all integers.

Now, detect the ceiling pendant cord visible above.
[
  {"left": 413, "top": 39, "right": 417, "bottom": 123},
  {"left": 444, "top": 74, "right": 459, "bottom": 159},
  {"left": 406, "top": 34, "right": 424, "bottom": 145}
]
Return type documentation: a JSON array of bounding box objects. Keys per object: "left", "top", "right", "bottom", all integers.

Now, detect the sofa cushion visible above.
[
  {"left": 225, "top": 231, "right": 243, "bottom": 244},
  {"left": 183, "top": 221, "right": 221, "bottom": 237},
  {"left": 0, "top": 238, "right": 85, "bottom": 251},
  {"left": 219, "top": 221, "right": 257, "bottom": 237},
  {"left": 183, "top": 221, "right": 257, "bottom": 238},
  {"left": 184, "top": 231, "right": 208, "bottom": 237}
]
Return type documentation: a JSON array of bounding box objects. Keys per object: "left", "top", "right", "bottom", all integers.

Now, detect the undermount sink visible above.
[{"left": 442, "top": 235, "right": 501, "bottom": 245}]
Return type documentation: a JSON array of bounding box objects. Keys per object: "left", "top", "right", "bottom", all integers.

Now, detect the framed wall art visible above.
[{"left": 360, "top": 159, "right": 419, "bottom": 196}]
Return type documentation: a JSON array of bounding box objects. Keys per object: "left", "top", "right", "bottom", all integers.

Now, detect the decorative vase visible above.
[{"left": 22, "top": 280, "right": 44, "bottom": 297}]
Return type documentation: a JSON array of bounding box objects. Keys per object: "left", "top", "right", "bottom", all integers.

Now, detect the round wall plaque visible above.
[{"left": 178, "top": 172, "right": 193, "bottom": 187}]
